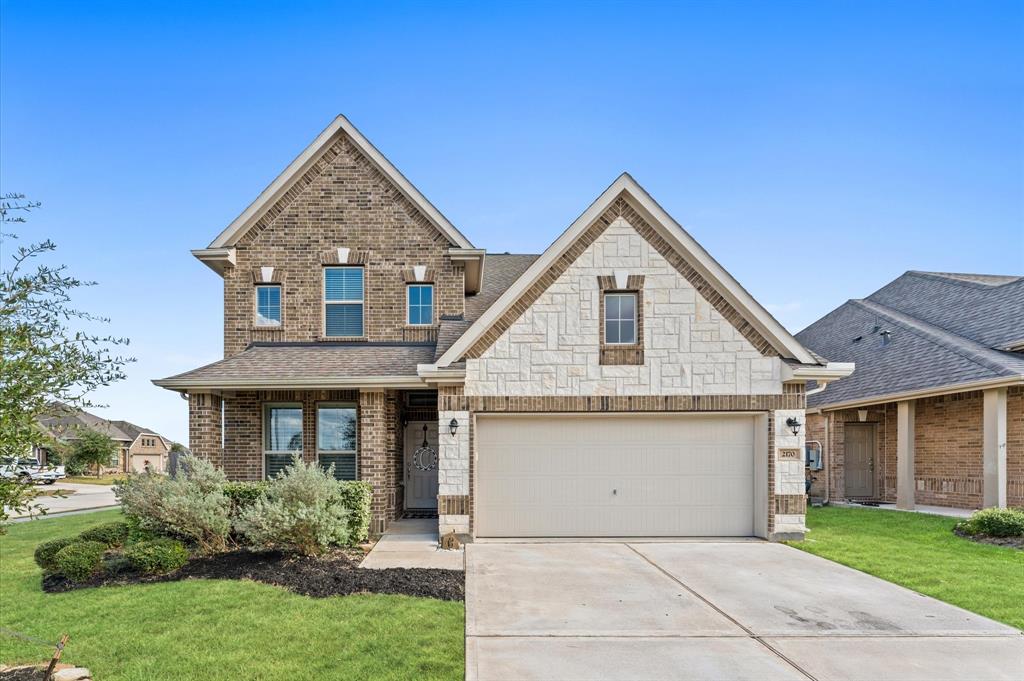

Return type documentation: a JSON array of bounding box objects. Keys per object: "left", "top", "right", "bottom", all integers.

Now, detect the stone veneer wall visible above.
[
  {"left": 221, "top": 134, "right": 465, "bottom": 357},
  {"left": 465, "top": 216, "right": 783, "bottom": 397}
]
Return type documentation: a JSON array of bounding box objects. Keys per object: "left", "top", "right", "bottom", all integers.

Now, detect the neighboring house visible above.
[
  {"left": 37, "top": 407, "right": 173, "bottom": 474},
  {"left": 796, "top": 272, "right": 1024, "bottom": 511},
  {"left": 155, "top": 115, "right": 850, "bottom": 541},
  {"left": 110, "top": 420, "right": 172, "bottom": 473}
]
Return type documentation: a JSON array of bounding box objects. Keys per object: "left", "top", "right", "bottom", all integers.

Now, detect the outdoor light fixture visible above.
[
  {"left": 448, "top": 418, "right": 460, "bottom": 437},
  {"left": 786, "top": 417, "right": 802, "bottom": 436}
]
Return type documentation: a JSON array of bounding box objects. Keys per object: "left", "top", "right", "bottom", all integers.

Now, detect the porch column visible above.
[
  {"left": 359, "top": 389, "right": 389, "bottom": 535},
  {"left": 896, "top": 399, "right": 916, "bottom": 510},
  {"left": 188, "top": 392, "right": 223, "bottom": 468},
  {"left": 983, "top": 387, "right": 1008, "bottom": 508}
]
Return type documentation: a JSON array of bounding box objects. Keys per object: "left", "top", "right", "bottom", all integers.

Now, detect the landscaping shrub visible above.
[
  {"left": 125, "top": 538, "right": 190, "bottom": 574},
  {"left": 223, "top": 481, "right": 270, "bottom": 513},
  {"left": 338, "top": 480, "right": 372, "bottom": 545},
  {"left": 53, "top": 541, "right": 106, "bottom": 582},
  {"left": 235, "top": 456, "right": 348, "bottom": 556},
  {"left": 957, "top": 507, "right": 1024, "bottom": 538},
  {"left": 78, "top": 521, "right": 130, "bottom": 548},
  {"left": 34, "top": 537, "right": 77, "bottom": 572},
  {"left": 115, "top": 454, "right": 231, "bottom": 553}
]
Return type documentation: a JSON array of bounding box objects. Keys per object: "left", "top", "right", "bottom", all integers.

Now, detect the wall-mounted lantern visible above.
[
  {"left": 448, "top": 418, "right": 460, "bottom": 437},
  {"left": 785, "top": 417, "right": 802, "bottom": 437}
]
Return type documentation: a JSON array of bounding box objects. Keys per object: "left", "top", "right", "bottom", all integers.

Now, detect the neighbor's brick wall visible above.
[
  {"left": 816, "top": 388, "right": 1024, "bottom": 510},
  {"left": 222, "top": 134, "right": 465, "bottom": 357},
  {"left": 465, "top": 216, "right": 784, "bottom": 397}
]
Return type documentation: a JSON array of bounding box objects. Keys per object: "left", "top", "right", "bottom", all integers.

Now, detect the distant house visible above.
[
  {"left": 796, "top": 271, "right": 1024, "bottom": 512},
  {"left": 36, "top": 405, "right": 172, "bottom": 474}
]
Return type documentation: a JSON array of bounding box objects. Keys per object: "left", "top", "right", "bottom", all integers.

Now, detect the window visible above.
[
  {"left": 263, "top": 403, "right": 302, "bottom": 479},
  {"left": 324, "top": 267, "right": 364, "bottom": 337},
  {"left": 256, "top": 285, "right": 282, "bottom": 326},
  {"left": 604, "top": 293, "right": 637, "bottom": 344},
  {"left": 317, "top": 404, "right": 357, "bottom": 480},
  {"left": 407, "top": 284, "right": 433, "bottom": 326},
  {"left": 109, "top": 451, "right": 120, "bottom": 468}
]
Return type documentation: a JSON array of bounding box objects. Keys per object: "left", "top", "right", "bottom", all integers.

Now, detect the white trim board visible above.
[
  {"left": 205, "top": 114, "right": 473, "bottom": 251},
  {"left": 436, "top": 173, "right": 819, "bottom": 367}
]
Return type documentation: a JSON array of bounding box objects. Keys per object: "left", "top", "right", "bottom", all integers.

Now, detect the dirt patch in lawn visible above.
[
  {"left": 41, "top": 549, "right": 464, "bottom": 601},
  {"left": 954, "top": 528, "right": 1024, "bottom": 550}
]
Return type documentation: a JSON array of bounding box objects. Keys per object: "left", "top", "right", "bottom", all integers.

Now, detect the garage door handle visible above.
[{"left": 612, "top": 489, "right": 617, "bottom": 495}]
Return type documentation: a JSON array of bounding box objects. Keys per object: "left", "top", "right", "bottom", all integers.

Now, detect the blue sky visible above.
[{"left": 2, "top": 1, "right": 1022, "bottom": 444}]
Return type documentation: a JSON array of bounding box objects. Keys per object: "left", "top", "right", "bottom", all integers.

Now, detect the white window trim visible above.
[
  {"left": 262, "top": 402, "right": 303, "bottom": 480},
  {"left": 254, "top": 283, "right": 283, "bottom": 328},
  {"left": 604, "top": 291, "right": 638, "bottom": 346},
  {"left": 406, "top": 283, "right": 434, "bottom": 327},
  {"left": 316, "top": 401, "right": 358, "bottom": 479},
  {"left": 322, "top": 266, "right": 365, "bottom": 338}
]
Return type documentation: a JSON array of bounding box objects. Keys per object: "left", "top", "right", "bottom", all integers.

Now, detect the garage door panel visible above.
[{"left": 476, "top": 415, "right": 755, "bottom": 537}]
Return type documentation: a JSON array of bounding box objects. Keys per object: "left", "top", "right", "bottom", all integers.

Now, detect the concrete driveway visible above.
[{"left": 466, "top": 541, "right": 1022, "bottom": 681}]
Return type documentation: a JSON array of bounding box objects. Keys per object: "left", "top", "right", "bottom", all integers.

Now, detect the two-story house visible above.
[{"left": 155, "top": 115, "right": 851, "bottom": 541}]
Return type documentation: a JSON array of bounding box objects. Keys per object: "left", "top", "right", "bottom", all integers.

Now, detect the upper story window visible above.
[
  {"left": 604, "top": 292, "right": 637, "bottom": 345},
  {"left": 255, "top": 285, "right": 282, "bottom": 327},
  {"left": 324, "top": 267, "right": 364, "bottom": 338},
  {"left": 407, "top": 284, "right": 434, "bottom": 326}
]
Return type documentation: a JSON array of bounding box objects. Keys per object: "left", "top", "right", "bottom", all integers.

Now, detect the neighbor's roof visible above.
[
  {"left": 796, "top": 271, "right": 1024, "bottom": 409},
  {"left": 153, "top": 343, "right": 437, "bottom": 390},
  {"left": 38, "top": 407, "right": 134, "bottom": 443}
]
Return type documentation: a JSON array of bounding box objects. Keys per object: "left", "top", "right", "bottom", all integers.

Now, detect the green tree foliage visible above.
[{"left": 72, "top": 429, "right": 120, "bottom": 477}]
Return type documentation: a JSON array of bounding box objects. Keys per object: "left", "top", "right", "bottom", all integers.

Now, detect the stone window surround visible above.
[
  {"left": 598, "top": 274, "right": 645, "bottom": 366},
  {"left": 321, "top": 265, "right": 366, "bottom": 341}
]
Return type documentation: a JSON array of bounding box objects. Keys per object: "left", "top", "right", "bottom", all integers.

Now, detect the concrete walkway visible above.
[
  {"left": 8, "top": 482, "right": 118, "bottom": 519},
  {"left": 359, "top": 518, "right": 464, "bottom": 570},
  {"left": 835, "top": 501, "right": 975, "bottom": 519},
  {"left": 466, "top": 541, "right": 1022, "bottom": 681}
]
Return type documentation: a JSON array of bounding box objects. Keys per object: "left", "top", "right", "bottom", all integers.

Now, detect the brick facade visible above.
[
  {"left": 222, "top": 134, "right": 465, "bottom": 357},
  {"left": 809, "top": 386, "right": 1024, "bottom": 509}
]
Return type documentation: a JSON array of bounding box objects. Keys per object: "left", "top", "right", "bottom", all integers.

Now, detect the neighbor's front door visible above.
[
  {"left": 844, "top": 423, "right": 876, "bottom": 498},
  {"left": 404, "top": 421, "right": 439, "bottom": 509}
]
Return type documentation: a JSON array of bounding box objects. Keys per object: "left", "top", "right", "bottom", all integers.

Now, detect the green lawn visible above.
[
  {"left": 62, "top": 475, "right": 125, "bottom": 485},
  {"left": 790, "top": 506, "right": 1024, "bottom": 629},
  {"left": 0, "top": 510, "right": 464, "bottom": 680}
]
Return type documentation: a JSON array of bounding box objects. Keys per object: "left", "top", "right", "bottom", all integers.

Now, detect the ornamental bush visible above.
[
  {"left": 54, "top": 541, "right": 106, "bottom": 582},
  {"left": 78, "top": 521, "right": 130, "bottom": 548},
  {"left": 125, "top": 538, "right": 190, "bottom": 574},
  {"left": 115, "top": 454, "right": 231, "bottom": 553},
  {"left": 957, "top": 507, "right": 1024, "bottom": 538},
  {"left": 235, "top": 456, "right": 348, "bottom": 556},
  {"left": 223, "top": 481, "right": 270, "bottom": 513},
  {"left": 338, "top": 480, "right": 372, "bottom": 546},
  {"left": 34, "top": 537, "right": 77, "bottom": 571}
]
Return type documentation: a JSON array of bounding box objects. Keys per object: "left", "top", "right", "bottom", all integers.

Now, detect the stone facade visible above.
[
  {"left": 808, "top": 385, "right": 1024, "bottom": 509},
  {"left": 222, "top": 133, "right": 465, "bottom": 357},
  {"left": 465, "top": 217, "right": 783, "bottom": 397}
]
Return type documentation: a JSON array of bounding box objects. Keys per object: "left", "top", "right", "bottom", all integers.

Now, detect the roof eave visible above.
[
  {"left": 811, "top": 374, "right": 1024, "bottom": 412},
  {"left": 192, "top": 248, "right": 236, "bottom": 276},
  {"left": 152, "top": 375, "right": 428, "bottom": 393}
]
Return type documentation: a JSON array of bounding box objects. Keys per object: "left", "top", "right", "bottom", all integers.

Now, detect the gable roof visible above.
[
  {"left": 203, "top": 115, "right": 473, "bottom": 252},
  {"left": 38, "top": 406, "right": 134, "bottom": 443},
  {"left": 796, "top": 272, "right": 1024, "bottom": 409},
  {"left": 433, "top": 173, "right": 820, "bottom": 368}
]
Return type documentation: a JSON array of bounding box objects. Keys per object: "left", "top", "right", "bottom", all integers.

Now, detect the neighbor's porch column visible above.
[
  {"left": 983, "top": 387, "right": 1008, "bottom": 508},
  {"left": 896, "top": 399, "right": 916, "bottom": 510}
]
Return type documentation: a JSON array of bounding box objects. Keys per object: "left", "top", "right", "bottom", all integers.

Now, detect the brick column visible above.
[
  {"left": 359, "top": 389, "right": 389, "bottom": 535},
  {"left": 896, "top": 400, "right": 916, "bottom": 509},
  {"left": 188, "top": 392, "right": 223, "bottom": 468},
  {"left": 983, "top": 387, "right": 1008, "bottom": 508}
]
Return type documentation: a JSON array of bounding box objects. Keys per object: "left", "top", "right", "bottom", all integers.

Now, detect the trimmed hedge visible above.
[
  {"left": 34, "top": 537, "right": 77, "bottom": 572},
  {"left": 957, "top": 507, "right": 1024, "bottom": 538},
  {"left": 79, "top": 521, "right": 130, "bottom": 548},
  {"left": 223, "top": 481, "right": 270, "bottom": 512},
  {"left": 54, "top": 541, "right": 107, "bottom": 582},
  {"left": 338, "top": 480, "right": 372, "bottom": 546},
  {"left": 125, "top": 538, "right": 190, "bottom": 574}
]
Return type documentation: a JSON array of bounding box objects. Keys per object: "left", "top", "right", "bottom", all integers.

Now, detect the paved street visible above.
[{"left": 9, "top": 482, "right": 118, "bottom": 519}]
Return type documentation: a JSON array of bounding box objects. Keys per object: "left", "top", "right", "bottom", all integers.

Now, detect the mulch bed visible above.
[
  {"left": 953, "top": 528, "right": 1024, "bottom": 550},
  {"left": 42, "top": 549, "right": 464, "bottom": 601}
]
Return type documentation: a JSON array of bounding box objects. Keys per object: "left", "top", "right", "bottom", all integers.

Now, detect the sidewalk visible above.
[
  {"left": 9, "top": 482, "right": 119, "bottom": 519},
  {"left": 360, "top": 518, "right": 464, "bottom": 570}
]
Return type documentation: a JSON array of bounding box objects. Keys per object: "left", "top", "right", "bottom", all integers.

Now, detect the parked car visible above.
[{"left": 0, "top": 457, "right": 66, "bottom": 484}]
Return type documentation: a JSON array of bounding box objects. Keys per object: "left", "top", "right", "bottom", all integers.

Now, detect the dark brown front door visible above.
[{"left": 844, "top": 423, "right": 876, "bottom": 498}]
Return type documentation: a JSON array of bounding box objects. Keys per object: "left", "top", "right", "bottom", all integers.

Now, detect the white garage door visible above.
[{"left": 475, "top": 414, "right": 755, "bottom": 537}]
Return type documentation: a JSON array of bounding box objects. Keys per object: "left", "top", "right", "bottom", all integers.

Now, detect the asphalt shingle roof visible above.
[{"left": 796, "top": 271, "right": 1024, "bottom": 409}]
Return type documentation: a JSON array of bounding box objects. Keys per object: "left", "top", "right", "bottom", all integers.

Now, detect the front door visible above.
[
  {"left": 404, "top": 421, "right": 439, "bottom": 510},
  {"left": 844, "top": 423, "right": 876, "bottom": 498}
]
